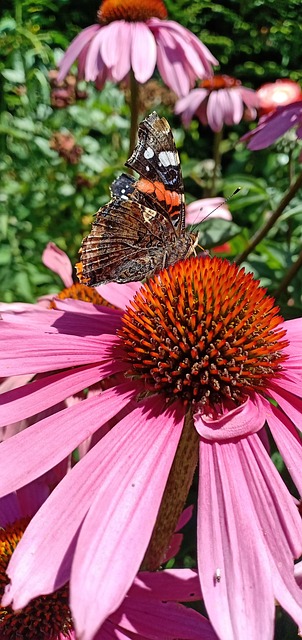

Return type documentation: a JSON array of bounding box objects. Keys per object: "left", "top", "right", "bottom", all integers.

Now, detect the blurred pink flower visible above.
[
  {"left": 175, "top": 75, "right": 259, "bottom": 131},
  {"left": 0, "top": 480, "right": 216, "bottom": 639},
  {"left": 1, "top": 256, "right": 302, "bottom": 640},
  {"left": 242, "top": 100, "right": 302, "bottom": 150},
  {"left": 57, "top": 0, "right": 218, "bottom": 97},
  {"left": 257, "top": 79, "right": 302, "bottom": 115},
  {"left": 186, "top": 197, "right": 232, "bottom": 226}
]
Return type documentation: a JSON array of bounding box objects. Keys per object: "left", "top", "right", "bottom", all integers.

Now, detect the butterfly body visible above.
[{"left": 77, "top": 112, "right": 197, "bottom": 286}]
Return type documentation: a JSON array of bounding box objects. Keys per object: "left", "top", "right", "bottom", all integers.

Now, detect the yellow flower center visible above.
[
  {"left": 98, "top": 0, "right": 168, "bottom": 24},
  {"left": 0, "top": 519, "right": 73, "bottom": 639},
  {"left": 118, "top": 256, "right": 288, "bottom": 408}
]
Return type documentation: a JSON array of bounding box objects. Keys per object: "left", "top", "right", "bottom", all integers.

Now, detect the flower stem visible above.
[
  {"left": 141, "top": 410, "right": 199, "bottom": 571},
  {"left": 235, "top": 169, "right": 302, "bottom": 265},
  {"left": 128, "top": 70, "right": 140, "bottom": 161},
  {"left": 209, "top": 128, "right": 223, "bottom": 196},
  {"left": 274, "top": 247, "right": 302, "bottom": 299}
]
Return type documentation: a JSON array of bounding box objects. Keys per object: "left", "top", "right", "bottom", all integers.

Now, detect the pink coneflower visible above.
[
  {"left": 1, "top": 256, "right": 302, "bottom": 640},
  {"left": 0, "top": 482, "right": 217, "bottom": 639},
  {"left": 242, "top": 100, "right": 302, "bottom": 150},
  {"left": 185, "top": 197, "right": 232, "bottom": 225},
  {"left": 175, "top": 75, "right": 259, "bottom": 131},
  {"left": 257, "top": 79, "right": 302, "bottom": 115},
  {"left": 57, "top": 0, "right": 217, "bottom": 97}
]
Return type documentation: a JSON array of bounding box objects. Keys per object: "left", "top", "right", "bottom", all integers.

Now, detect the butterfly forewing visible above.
[
  {"left": 125, "top": 112, "right": 186, "bottom": 234},
  {"left": 77, "top": 112, "right": 197, "bottom": 286}
]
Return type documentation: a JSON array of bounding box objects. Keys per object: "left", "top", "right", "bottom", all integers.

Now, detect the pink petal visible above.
[
  {"left": 267, "top": 382, "right": 302, "bottom": 431},
  {"left": 176, "top": 504, "right": 194, "bottom": 531},
  {"left": 96, "top": 281, "right": 141, "bottom": 310},
  {"left": 84, "top": 30, "right": 107, "bottom": 81},
  {"left": 4, "top": 397, "right": 184, "bottom": 629},
  {"left": 152, "top": 19, "right": 218, "bottom": 67},
  {"left": 264, "top": 400, "right": 302, "bottom": 496},
  {"left": 57, "top": 24, "right": 100, "bottom": 82},
  {"left": 100, "top": 21, "right": 131, "bottom": 82},
  {"left": 130, "top": 568, "right": 202, "bottom": 602},
  {"left": 70, "top": 398, "right": 185, "bottom": 640},
  {"left": 42, "top": 243, "right": 73, "bottom": 288},
  {"left": 243, "top": 101, "right": 302, "bottom": 150},
  {"left": 131, "top": 23, "right": 156, "bottom": 83},
  {"left": 194, "top": 393, "right": 266, "bottom": 440},
  {"left": 186, "top": 198, "right": 232, "bottom": 224},
  {"left": 206, "top": 91, "right": 226, "bottom": 132},
  {"left": 0, "top": 361, "right": 126, "bottom": 426},
  {"left": 0, "top": 383, "right": 136, "bottom": 497},
  {"left": 198, "top": 438, "right": 274, "bottom": 640},
  {"left": 154, "top": 27, "right": 191, "bottom": 97},
  {"left": 111, "top": 594, "right": 217, "bottom": 640},
  {"left": 175, "top": 89, "right": 208, "bottom": 126}
]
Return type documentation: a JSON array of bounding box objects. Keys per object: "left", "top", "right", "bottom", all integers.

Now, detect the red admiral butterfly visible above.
[{"left": 76, "top": 112, "right": 198, "bottom": 285}]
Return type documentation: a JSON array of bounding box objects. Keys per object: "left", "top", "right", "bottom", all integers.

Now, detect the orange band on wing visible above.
[{"left": 136, "top": 178, "right": 181, "bottom": 215}]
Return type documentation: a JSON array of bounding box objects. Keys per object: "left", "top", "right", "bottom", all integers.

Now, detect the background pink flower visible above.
[
  {"left": 257, "top": 79, "right": 302, "bottom": 115},
  {"left": 175, "top": 75, "right": 259, "bottom": 130},
  {"left": 57, "top": 0, "right": 218, "bottom": 97}
]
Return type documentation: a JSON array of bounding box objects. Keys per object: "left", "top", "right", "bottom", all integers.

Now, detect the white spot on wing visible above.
[
  {"left": 144, "top": 147, "right": 154, "bottom": 159},
  {"left": 158, "top": 150, "right": 179, "bottom": 167}
]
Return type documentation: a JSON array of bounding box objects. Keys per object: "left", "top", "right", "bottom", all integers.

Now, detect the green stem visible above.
[
  {"left": 235, "top": 170, "right": 302, "bottom": 266},
  {"left": 274, "top": 247, "right": 302, "bottom": 300},
  {"left": 209, "top": 128, "right": 223, "bottom": 197},
  {"left": 128, "top": 70, "right": 140, "bottom": 161}
]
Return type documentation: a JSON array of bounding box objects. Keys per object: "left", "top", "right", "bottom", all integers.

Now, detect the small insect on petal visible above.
[{"left": 214, "top": 568, "right": 221, "bottom": 583}]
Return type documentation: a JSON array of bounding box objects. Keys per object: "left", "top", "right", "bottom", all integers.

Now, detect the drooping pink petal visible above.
[
  {"left": 155, "top": 19, "right": 218, "bottom": 68},
  {"left": 0, "top": 383, "right": 136, "bottom": 497},
  {"left": 42, "top": 243, "right": 73, "bottom": 288},
  {"left": 131, "top": 23, "right": 156, "bottom": 83},
  {"left": 57, "top": 24, "right": 100, "bottom": 82},
  {"left": 154, "top": 27, "right": 191, "bottom": 97},
  {"left": 70, "top": 398, "right": 185, "bottom": 640},
  {"left": 84, "top": 29, "right": 108, "bottom": 81},
  {"left": 206, "top": 91, "right": 227, "bottom": 132},
  {"left": 175, "top": 89, "right": 207, "bottom": 126},
  {"left": 224, "top": 89, "right": 244, "bottom": 125},
  {"left": 198, "top": 438, "right": 274, "bottom": 640},
  {"left": 100, "top": 21, "right": 131, "bottom": 82},
  {"left": 194, "top": 392, "right": 266, "bottom": 440},
  {"left": 265, "top": 401, "right": 302, "bottom": 495}
]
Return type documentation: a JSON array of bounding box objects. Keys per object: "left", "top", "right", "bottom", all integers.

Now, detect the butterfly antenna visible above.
[{"left": 189, "top": 188, "right": 241, "bottom": 233}]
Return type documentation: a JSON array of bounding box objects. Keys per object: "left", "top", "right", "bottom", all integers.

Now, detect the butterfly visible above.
[{"left": 76, "top": 112, "right": 198, "bottom": 285}]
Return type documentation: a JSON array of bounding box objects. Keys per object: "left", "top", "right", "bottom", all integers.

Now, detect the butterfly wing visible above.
[
  {"left": 77, "top": 198, "right": 177, "bottom": 285},
  {"left": 125, "top": 112, "right": 186, "bottom": 235}
]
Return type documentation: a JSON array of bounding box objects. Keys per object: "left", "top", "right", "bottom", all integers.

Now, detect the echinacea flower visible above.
[
  {"left": 242, "top": 100, "right": 302, "bottom": 150},
  {"left": 175, "top": 75, "right": 259, "bottom": 131},
  {"left": 0, "top": 479, "right": 217, "bottom": 640},
  {"left": 257, "top": 79, "right": 302, "bottom": 115},
  {"left": 57, "top": 0, "right": 218, "bottom": 97},
  {"left": 1, "top": 256, "right": 302, "bottom": 640}
]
